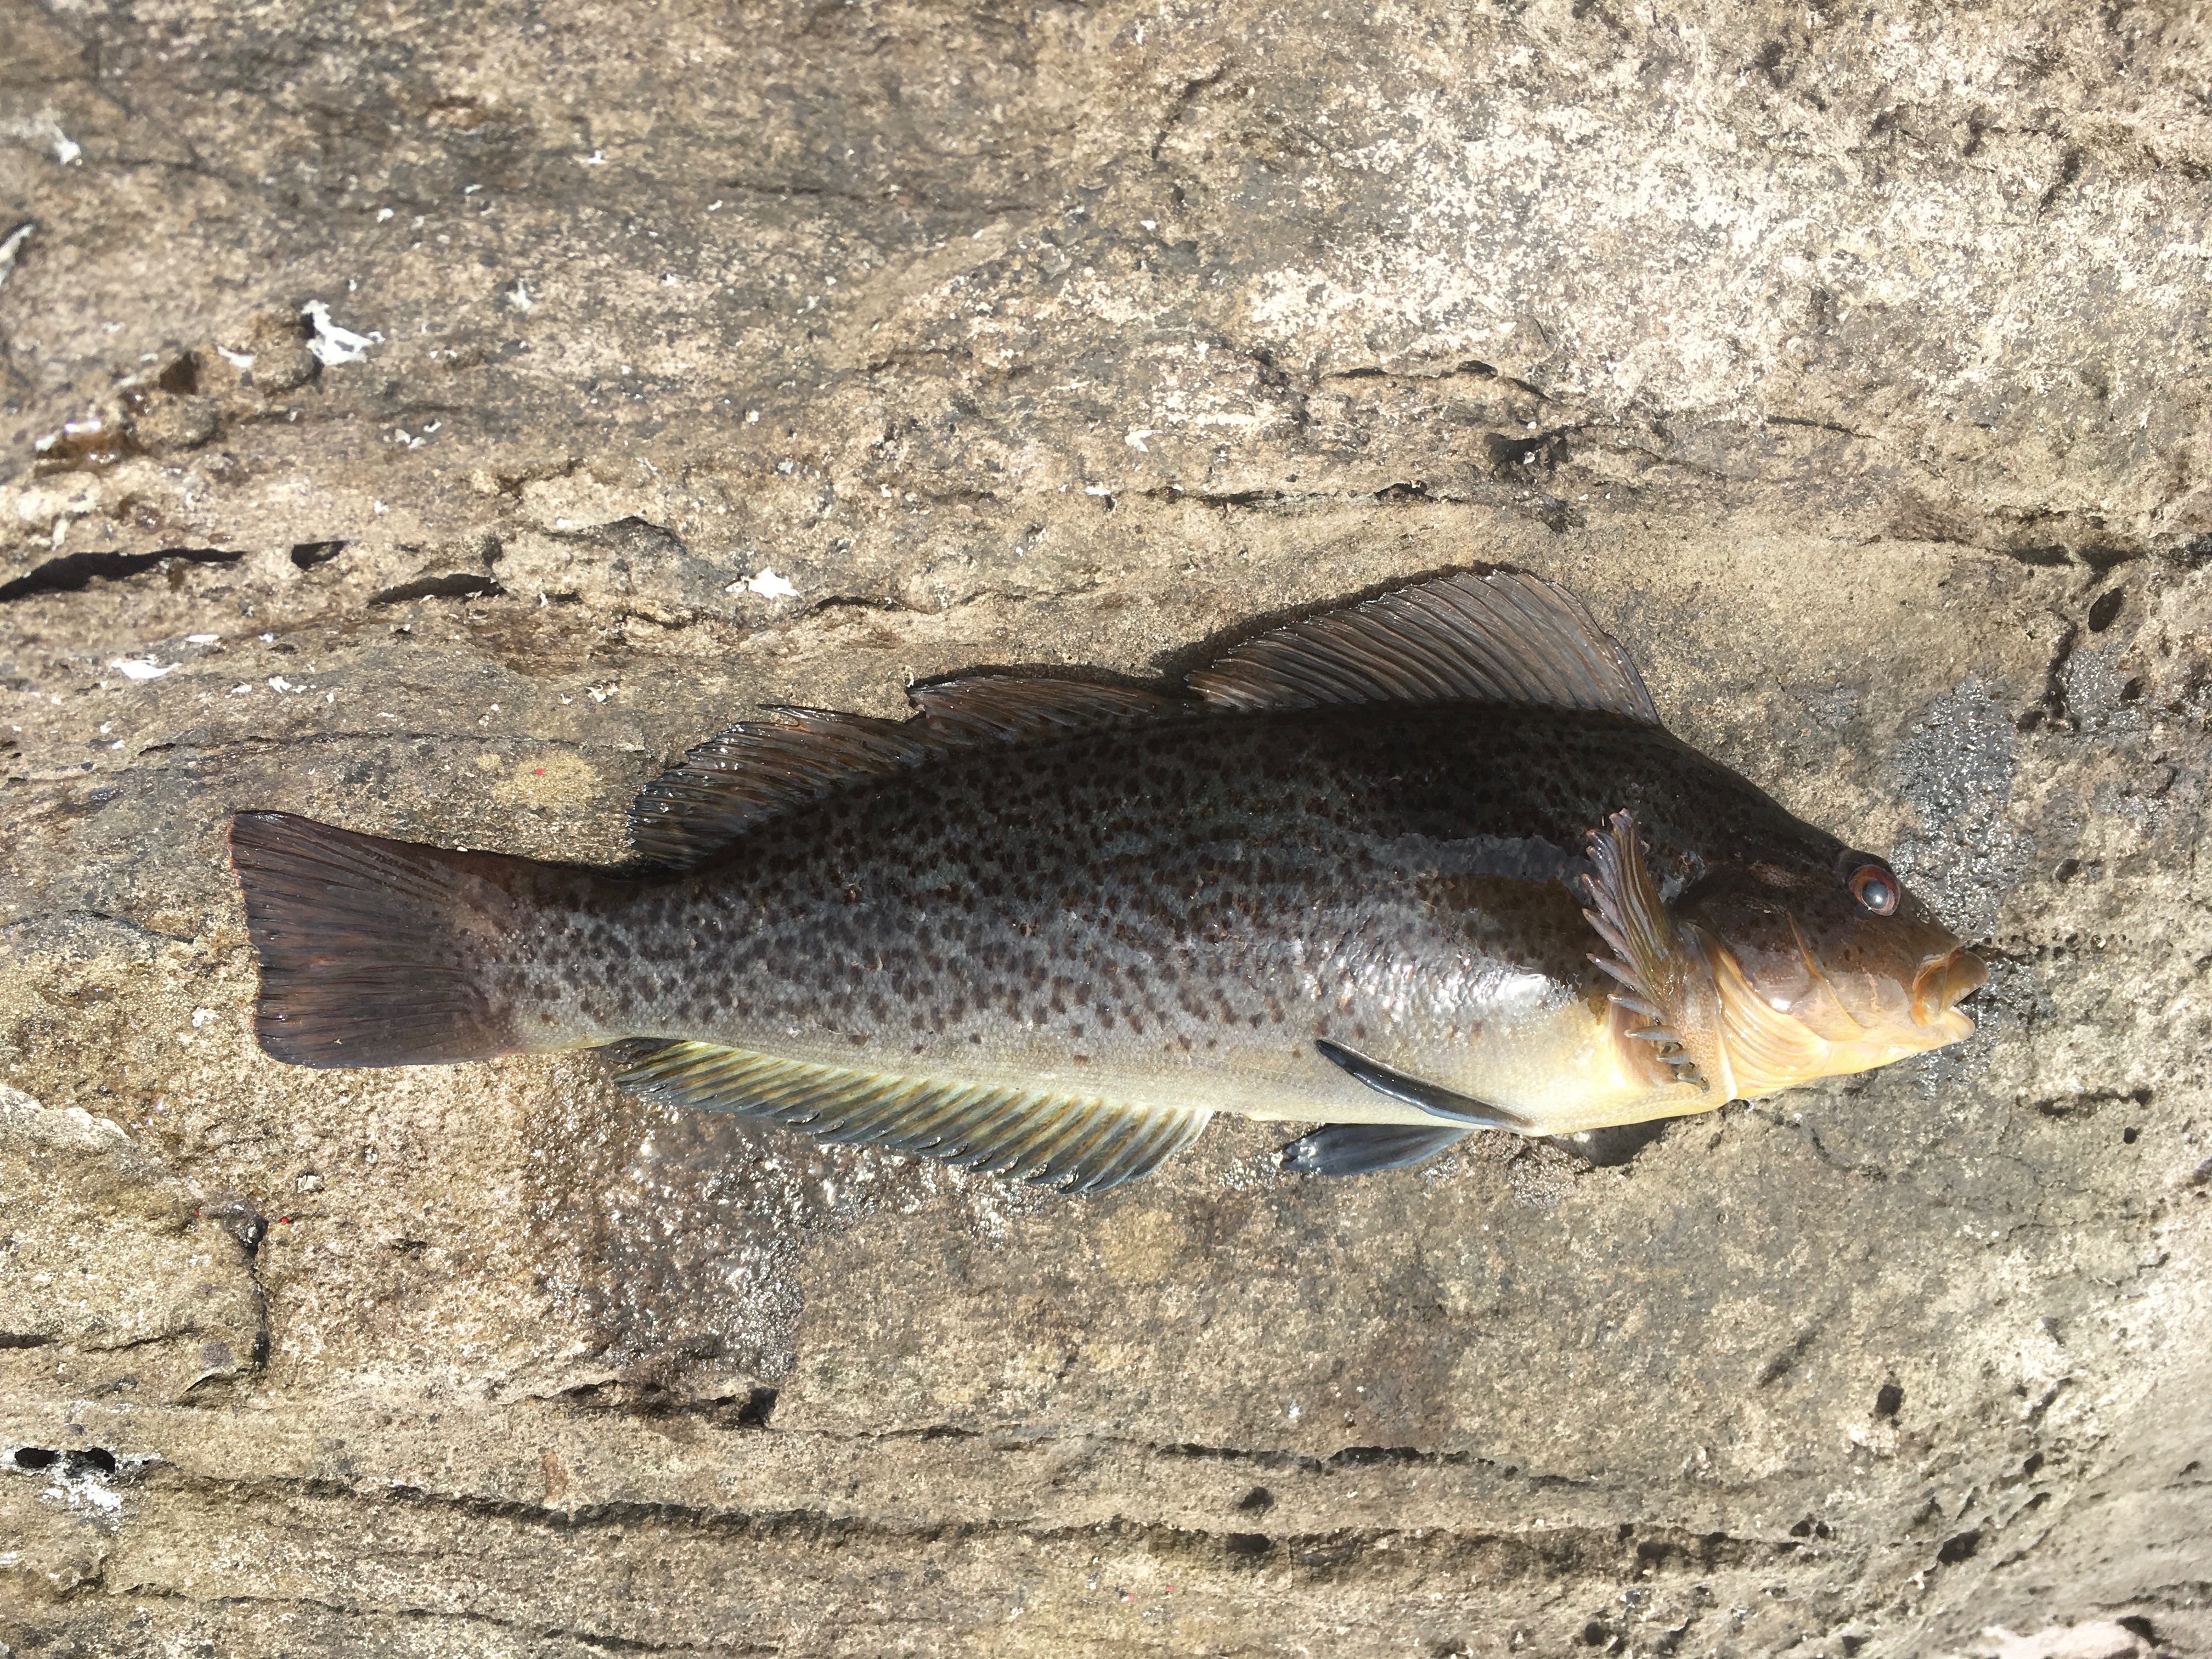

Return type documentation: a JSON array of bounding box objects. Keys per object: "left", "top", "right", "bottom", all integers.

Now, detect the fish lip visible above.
[{"left": 1911, "top": 947, "right": 1988, "bottom": 1027}]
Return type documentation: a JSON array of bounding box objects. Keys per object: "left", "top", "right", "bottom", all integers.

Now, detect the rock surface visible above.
[{"left": 3, "top": 1, "right": 2210, "bottom": 1654}]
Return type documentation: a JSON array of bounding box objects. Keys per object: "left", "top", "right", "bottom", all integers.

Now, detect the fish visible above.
[{"left": 230, "top": 568, "right": 1987, "bottom": 1192}]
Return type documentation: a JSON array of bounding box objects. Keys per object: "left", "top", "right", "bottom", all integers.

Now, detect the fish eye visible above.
[{"left": 1848, "top": 863, "right": 1898, "bottom": 916}]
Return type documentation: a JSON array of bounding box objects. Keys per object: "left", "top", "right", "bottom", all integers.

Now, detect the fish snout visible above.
[{"left": 1911, "top": 947, "right": 1988, "bottom": 1029}]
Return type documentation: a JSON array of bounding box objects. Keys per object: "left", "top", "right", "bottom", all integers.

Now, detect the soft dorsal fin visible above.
[
  {"left": 909, "top": 676, "right": 1183, "bottom": 744},
  {"left": 1188, "top": 569, "right": 1658, "bottom": 721},
  {"left": 627, "top": 677, "right": 1188, "bottom": 867},
  {"left": 613, "top": 1039, "right": 1211, "bottom": 1194},
  {"left": 628, "top": 709, "right": 933, "bottom": 867}
]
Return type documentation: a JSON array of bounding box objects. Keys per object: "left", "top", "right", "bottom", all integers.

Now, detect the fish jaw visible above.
[
  {"left": 1912, "top": 947, "right": 1988, "bottom": 1032},
  {"left": 1702, "top": 938, "right": 1982, "bottom": 1099}
]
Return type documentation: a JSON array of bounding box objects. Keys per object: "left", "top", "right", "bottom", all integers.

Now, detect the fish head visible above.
[{"left": 1668, "top": 845, "right": 1986, "bottom": 1098}]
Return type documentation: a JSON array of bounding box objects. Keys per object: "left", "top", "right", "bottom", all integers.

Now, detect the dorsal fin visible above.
[
  {"left": 629, "top": 571, "right": 1652, "bottom": 867},
  {"left": 1187, "top": 569, "right": 1658, "bottom": 721},
  {"left": 627, "top": 677, "right": 1189, "bottom": 867},
  {"left": 627, "top": 709, "right": 932, "bottom": 867},
  {"left": 909, "top": 676, "right": 1183, "bottom": 743}
]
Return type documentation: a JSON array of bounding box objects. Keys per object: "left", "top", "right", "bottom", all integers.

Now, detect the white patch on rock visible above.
[
  {"left": 0, "top": 221, "right": 33, "bottom": 291},
  {"left": 109, "top": 657, "right": 177, "bottom": 681},
  {"left": 300, "top": 300, "right": 381, "bottom": 366}
]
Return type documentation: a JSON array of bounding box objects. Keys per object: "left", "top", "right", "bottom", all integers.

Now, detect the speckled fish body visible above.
[
  {"left": 490, "top": 708, "right": 1753, "bottom": 1131},
  {"left": 233, "top": 571, "right": 1985, "bottom": 1190}
]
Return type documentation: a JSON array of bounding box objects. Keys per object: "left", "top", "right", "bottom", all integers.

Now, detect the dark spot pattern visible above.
[{"left": 494, "top": 706, "right": 1843, "bottom": 1075}]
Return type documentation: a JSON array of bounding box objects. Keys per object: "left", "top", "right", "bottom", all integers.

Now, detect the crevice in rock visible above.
[
  {"left": 368, "top": 572, "right": 505, "bottom": 605},
  {"left": 0, "top": 546, "right": 245, "bottom": 603}
]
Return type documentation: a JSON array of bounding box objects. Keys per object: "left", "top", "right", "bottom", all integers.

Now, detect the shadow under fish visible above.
[{"left": 230, "top": 569, "right": 1986, "bottom": 1192}]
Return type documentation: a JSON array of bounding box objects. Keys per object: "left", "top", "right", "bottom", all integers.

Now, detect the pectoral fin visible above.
[
  {"left": 1280, "top": 1123, "right": 1472, "bottom": 1177},
  {"left": 1313, "top": 1039, "right": 1536, "bottom": 1132}
]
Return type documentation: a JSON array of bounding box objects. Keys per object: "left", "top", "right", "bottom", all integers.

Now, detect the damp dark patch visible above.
[
  {"left": 0, "top": 546, "right": 245, "bottom": 603},
  {"left": 290, "top": 539, "right": 348, "bottom": 569},
  {"left": 2004, "top": 544, "right": 2070, "bottom": 568},
  {"left": 2076, "top": 544, "right": 2140, "bottom": 575},
  {"left": 1237, "top": 1485, "right": 1276, "bottom": 1513},
  {"left": 1484, "top": 430, "right": 1569, "bottom": 477},
  {"left": 199, "top": 1194, "right": 268, "bottom": 1250},
  {"left": 2085, "top": 590, "right": 2123, "bottom": 632},
  {"left": 156, "top": 353, "right": 201, "bottom": 395},
  {"left": 1936, "top": 1527, "right": 1981, "bottom": 1565},
  {"left": 735, "top": 1385, "right": 778, "bottom": 1427},
  {"left": 369, "top": 572, "right": 505, "bottom": 605},
  {"left": 9, "top": 1446, "right": 123, "bottom": 1478},
  {"left": 1222, "top": 1532, "right": 1271, "bottom": 1556},
  {"left": 1559, "top": 1119, "right": 1671, "bottom": 1168},
  {"left": 1874, "top": 1380, "right": 1904, "bottom": 1418},
  {"left": 1888, "top": 678, "right": 2027, "bottom": 935}
]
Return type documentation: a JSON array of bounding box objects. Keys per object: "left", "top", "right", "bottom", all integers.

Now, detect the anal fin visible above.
[
  {"left": 1281, "top": 1123, "right": 1471, "bottom": 1177},
  {"left": 613, "top": 1040, "right": 1210, "bottom": 1195},
  {"left": 1314, "top": 1039, "right": 1535, "bottom": 1132}
]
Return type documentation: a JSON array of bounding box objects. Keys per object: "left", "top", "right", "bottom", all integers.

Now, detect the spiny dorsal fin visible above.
[
  {"left": 1188, "top": 569, "right": 1658, "bottom": 721},
  {"left": 613, "top": 1039, "right": 1211, "bottom": 1195},
  {"left": 627, "top": 678, "right": 1189, "bottom": 867}
]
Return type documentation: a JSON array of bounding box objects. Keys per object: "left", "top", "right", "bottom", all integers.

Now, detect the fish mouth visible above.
[
  {"left": 1692, "top": 935, "right": 1987, "bottom": 1101},
  {"left": 1910, "top": 947, "right": 1988, "bottom": 1032}
]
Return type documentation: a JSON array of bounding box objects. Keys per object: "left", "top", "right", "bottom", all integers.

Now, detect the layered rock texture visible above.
[{"left": 4, "top": 1, "right": 2210, "bottom": 1653}]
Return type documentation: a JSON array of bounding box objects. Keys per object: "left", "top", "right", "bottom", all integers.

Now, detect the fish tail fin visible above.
[{"left": 229, "top": 811, "right": 532, "bottom": 1068}]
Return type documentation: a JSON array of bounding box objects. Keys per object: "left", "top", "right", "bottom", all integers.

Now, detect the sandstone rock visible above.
[{"left": 2, "top": 1, "right": 2208, "bottom": 1654}]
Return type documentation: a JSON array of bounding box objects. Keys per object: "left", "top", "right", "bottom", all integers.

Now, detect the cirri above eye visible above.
[{"left": 1849, "top": 863, "right": 1899, "bottom": 915}]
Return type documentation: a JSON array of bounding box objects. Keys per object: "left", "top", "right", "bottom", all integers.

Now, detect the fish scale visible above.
[{"left": 230, "top": 569, "right": 1985, "bottom": 1189}]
